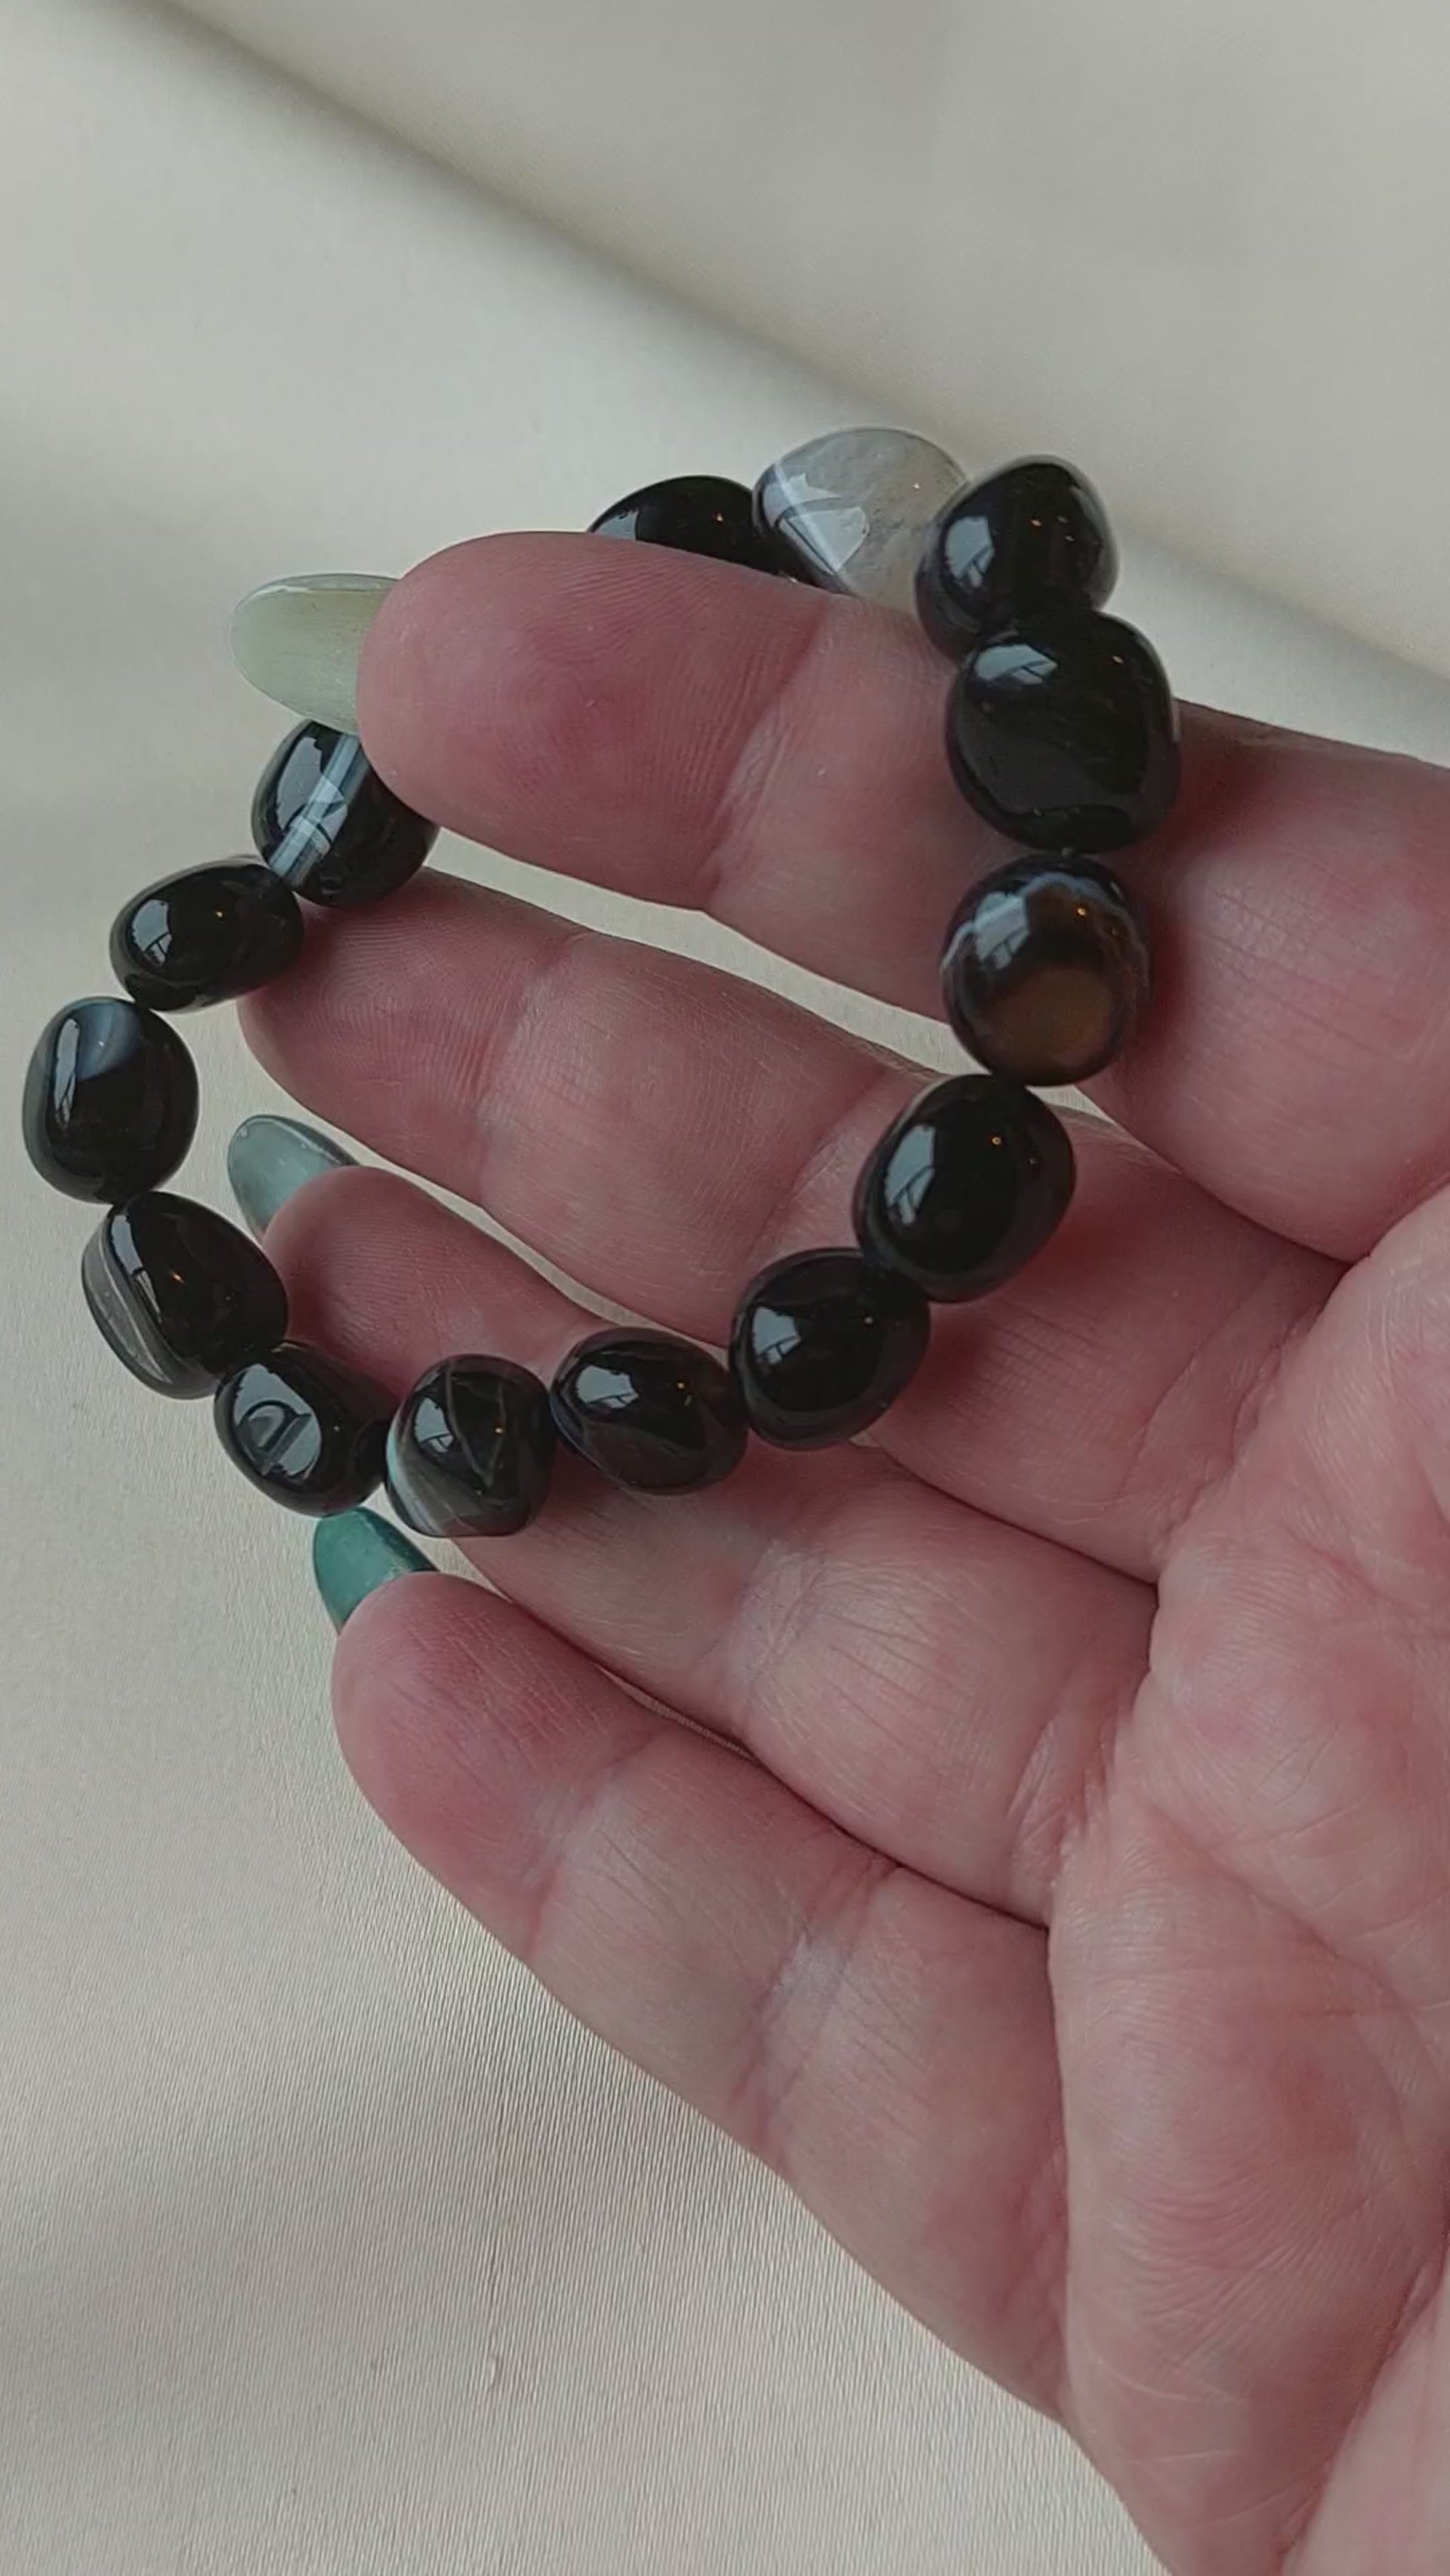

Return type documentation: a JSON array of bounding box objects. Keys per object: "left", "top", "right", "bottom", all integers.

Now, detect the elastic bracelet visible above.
[{"left": 21, "top": 429, "right": 1178, "bottom": 1547}]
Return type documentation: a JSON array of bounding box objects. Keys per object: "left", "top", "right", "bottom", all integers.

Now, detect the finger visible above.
[
  {"left": 244, "top": 880, "right": 1335, "bottom": 1581},
  {"left": 267, "top": 1163, "right": 1149, "bottom": 1924},
  {"left": 335, "top": 1565, "right": 1063, "bottom": 2405},
  {"left": 359, "top": 535, "right": 1450, "bottom": 1259}
]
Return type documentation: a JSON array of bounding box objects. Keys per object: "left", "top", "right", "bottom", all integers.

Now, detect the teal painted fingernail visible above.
[
  {"left": 227, "top": 1114, "right": 356, "bottom": 1234},
  {"left": 313, "top": 1508, "right": 433, "bottom": 1632}
]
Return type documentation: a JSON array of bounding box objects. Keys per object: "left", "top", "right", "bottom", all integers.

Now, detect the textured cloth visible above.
[
  {"left": 175, "top": 0, "right": 1450, "bottom": 682},
  {"left": 5, "top": 5, "right": 1450, "bottom": 2569}
]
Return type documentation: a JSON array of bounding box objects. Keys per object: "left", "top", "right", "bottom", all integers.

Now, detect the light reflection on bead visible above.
[
  {"left": 946, "top": 610, "right": 1180, "bottom": 853},
  {"left": 941, "top": 854, "right": 1149, "bottom": 1083},
  {"left": 731, "top": 1249, "right": 930, "bottom": 1447},
  {"left": 854, "top": 1077, "right": 1075, "bottom": 1303},
  {"left": 917, "top": 458, "right": 1117, "bottom": 659},
  {"left": 215, "top": 1343, "right": 393, "bottom": 1514},
  {"left": 387, "top": 1355, "right": 555, "bottom": 1538},
  {"left": 754, "top": 427, "right": 965, "bottom": 612},
  {"left": 253, "top": 722, "right": 438, "bottom": 908},
  {"left": 83, "top": 1192, "right": 288, "bottom": 1397},
  {"left": 23, "top": 996, "right": 199, "bottom": 1203},
  {"left": 551, "top": 1330, "right": 746, "bottom": 1493}
]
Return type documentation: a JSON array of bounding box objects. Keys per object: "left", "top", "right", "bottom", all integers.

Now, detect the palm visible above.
[
  {"left": 1053, "top": 1241, "right": 1450, "bottom": 2571},
  {"left": 245, "top": 535, "right": 1450, "bottom": 2574}
]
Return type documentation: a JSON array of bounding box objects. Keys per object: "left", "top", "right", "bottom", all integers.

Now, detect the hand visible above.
[{"left": 243, "top": 535, "right": 1450, "bottom": 2576}]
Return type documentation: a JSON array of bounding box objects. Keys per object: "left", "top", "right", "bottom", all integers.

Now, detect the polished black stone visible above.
[
  {"left": 946, "top": 610, "right": 1180, "bottom": 854},
  {"left": 853, "top": 1077, "right": 1075, "bottom": 1304},
  {"left": 82, "top": 1192, "right": 288, "bottom": 1397},
  {"left": 590, "top": 476, "right": 794, "bottom": 575},
  {"left": 387, "top": 1355, "right": 556, "bottom": 1538},
  {"left": 110, "top": 860, "right": 304, "bottom": 1012},
  {"left": 23, "top": 996, "right": 199, "bottom": 1202},
  {"left": 214, "top": 1343, "right": 393, "bottom": 1514},
  {"left": 730, "top": 1250, "right": 930, "bottom": 1448},
  {"left": 939, "top": 855, "right": 1150, "bottom": 1085},
  {"left": 252, "top": 722, "right": 439, "bottom": 909},
  {"left": 917, "top": 458, "right": 1117, "bottom": 658},
  {"left": 551, "top": 1330, "right": 747, "bottom": 1493}
]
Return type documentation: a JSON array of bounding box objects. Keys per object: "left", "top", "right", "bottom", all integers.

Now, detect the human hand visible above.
[{"left": 240, "top": 535, "right": 1450, "bottom": 2576}]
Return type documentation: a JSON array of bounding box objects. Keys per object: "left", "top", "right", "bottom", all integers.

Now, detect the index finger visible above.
[{"left": 358, "top": 534, "right": 1450, "bottom": 1259}]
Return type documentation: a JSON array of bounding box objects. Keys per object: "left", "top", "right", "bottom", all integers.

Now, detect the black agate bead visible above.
[
  {"left": 940, "top": 855, "right": 1150, "bottom": 1085},
  {"left": 946, "top": 611, "right": 1180, "bottom": 855},
  {"left": 387, "top": 1355, "right": 556, "bottom": 1539},
  {"left": 214, "top": 1344, "right": 393, "bottom": 1514},
  {"left": 589, "top": 476, "right": 795, "bottom": 576},
  {"left": 110, "top": 860, "right": 304, "bottom": 1012},
  {"left": 551, "top": 1330, "right": 747, "bottom": 1493},
  {"left": 23, "top": 996, "right": 199, "bottom": 1202},
  {"left": 853, "top": 1077, "right": 1075, "bottom": 1304},
  {"left": 731, "top": 1250, "right": 930, "bottom": 1449},
  {"left": 917, "top": 458, "right": 1117, "bottom": 659},
  {"left": 253, "top": 722, "right": 438, "bottom": 909},
  {"left": 82, "top": 1193, "right": 288, "bottom": 1397}
]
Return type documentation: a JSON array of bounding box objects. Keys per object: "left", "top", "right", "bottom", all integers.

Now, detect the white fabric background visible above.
[
  {"left": 173, "top": 0, "right": 1450, "bottom": 682},
  {"left": 5, "top": 5, "right": 1450, "bottom": 2570}
]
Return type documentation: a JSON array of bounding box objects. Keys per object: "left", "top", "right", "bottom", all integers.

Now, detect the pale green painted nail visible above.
[
  {"left": 313, "top": 1509, "right": 433, "bottom": 1632},
  {"left": 227, "top": 1114, "right": 356, "bottom": 1235},
  {"left": 230, "top": 572, "right": 395, "bottom": 733}
]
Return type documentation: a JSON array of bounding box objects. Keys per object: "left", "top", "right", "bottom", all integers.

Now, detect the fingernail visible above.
[
  {"left": 313, "top": 1508, "right": 433, "bottom": 1633},
  {"left": 230, "top": 573, "right": 396, "bottom": 733},
  {"left": 227, "top": 1114, "right": 356, "bottom": 1235}
]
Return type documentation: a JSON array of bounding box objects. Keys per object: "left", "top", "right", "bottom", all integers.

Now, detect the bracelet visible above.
[{"left": 20, "top": 429, "right": 1177, "bottom": 1545}]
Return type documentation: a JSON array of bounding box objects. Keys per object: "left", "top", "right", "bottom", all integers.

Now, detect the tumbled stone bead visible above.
[
  {"left": 590, "top": 475, "right": 794, "bottom": 575},
  {"left": 386, "top": 1355, "right": 556, "bottom": 1539},
  {"left": 753, "top": 427, "right": 965, "bottom": 613},
  {"left": 252, "top": 721, "right": 438, "bottom": 909},
  {"left": 731, "top": 1250, "right": 930, "bottom": 1449},
  {"left": 214, "top": 1343, "right": 393, "bottom": 1514},
  {"left": 23, "top": 996, "right": 199, "bottom": 1203},
  {"left": 110, "top": 860, "right": 304, "bottom": 1012},
  {"left": 82, "top": 1192, "right": 288, "bottom": 1397},
  {"left": 916, "top": 458, "right": 1117, "bottom": 659},
  {"left": 940, "top": 855, "right": 1150, "bottom": 1085},
  {"left": 551, "top": 1330, "right": 747, "bottom": 1493},
  {"left": 853, "top": 1077, "right": 1075, "bottom": 1304},
  {"left": 946, "top": 611, "right": 1180, "bottom": 854}
]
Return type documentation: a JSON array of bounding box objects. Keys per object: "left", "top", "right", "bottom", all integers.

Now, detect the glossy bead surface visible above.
[
  {"left": 754, "top": 427, "right": 965, "bottom": 613},
  {"left": 940, "top": 855, "right": 1150, "bottom": 1084},
  {"left": 551, "top": 1331, "right": 747, "bottom": 1493},
  {"left": 214, "top": 1343, "right": 393, "bottom": 1514},
  {"left": 82, "top": 1192, "right": 288, "bottom": 1397},
  {"left": 387, "top": 1355, "right": 556, "bottom": 1539},
  {"left": 110, "top": 860, "right": 304, "bottom": 1012},
  {"left": 731, "top": 1251, "right": 930, "bottom": 1449},
  {"left": 853, "top": 1077, "right": 1075, "bottom": 1303},
  {"left": 916, "top": 458, "right": 1116, "bottom": 658},
  {"left": 23, "top": 997, "right": 199, "bottom": 1203},
  {"left": 252, "top": 721, "right": 438, "bottom": 908},
  {"left": 946, "top": 612, "right": 1180, "bottom": 854},
  {"left": 590, "top": 476, "right": 794, "bottom": 576}
]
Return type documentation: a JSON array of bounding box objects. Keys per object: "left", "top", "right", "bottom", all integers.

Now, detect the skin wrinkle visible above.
[
  {"left": 701, "top": 593, "right": 843, "bottom": 926},
  {"left": 719, "top": 1468, "right": 1148, "bottom": 1924},
  {"left": 733, "top": 1054, "right": 914, "bottom": 1288},
  {"left": 722, "top": 1846, "right": 898, "bottom": 2177},
  {"left": 1107, "top": 1261, "right": 1333, "bottom": 1563}
]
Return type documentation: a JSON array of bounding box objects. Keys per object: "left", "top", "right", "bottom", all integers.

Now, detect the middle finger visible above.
[{"left": 243, "top": 874, "right": 1335, "bottom": 1582}]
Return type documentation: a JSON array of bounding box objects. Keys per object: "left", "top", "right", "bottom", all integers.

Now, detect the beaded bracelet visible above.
[{"left": 20, "top": 429, "right": 1177, "bottom": 1542}]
